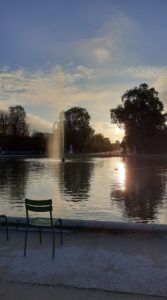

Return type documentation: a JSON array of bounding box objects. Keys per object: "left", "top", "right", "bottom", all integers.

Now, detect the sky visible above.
[{"left": 0, "top": 0, "right": 167, "bottom": 142}]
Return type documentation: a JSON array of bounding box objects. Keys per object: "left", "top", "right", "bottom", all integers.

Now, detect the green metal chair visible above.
[
  {"left": 0, "top": 215, "right": 9, "bottom": 240},
  {"left": 24, "top": 198, "right": 63, "bottom": 258}
]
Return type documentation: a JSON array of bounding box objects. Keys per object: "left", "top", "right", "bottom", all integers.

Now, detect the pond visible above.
[{"left": 0, "top": 157, "right": 167, "bottom": 224}]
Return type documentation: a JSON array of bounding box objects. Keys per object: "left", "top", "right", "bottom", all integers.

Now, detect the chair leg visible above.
[
  {"left": 0, "top": 215, "right": 9, "bottom": 241},
  {"left": 39, "top": 227, "right": 42, "bottom": 244},
  {"left": 59, "top": 218, "right": 63, "bottom": 245},
  {"left": 3, "top": 215, "right": 9, "bottom": 241},
  {"left": 52, "top": 229, "right": 55, "bottom": 259},
  {"left": 24, "top": 226, "right": 29, "bottom": 256},
  {"left": 5, "top": 217, "right": 9, "bottom": 241}
]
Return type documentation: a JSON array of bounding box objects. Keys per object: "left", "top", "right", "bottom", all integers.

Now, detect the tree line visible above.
[
  {"left": 0, "top": 105, "right": 114, "bottom": 154},
  {"left": 1, "top": 82, "right": 164, "bottom": 155}
]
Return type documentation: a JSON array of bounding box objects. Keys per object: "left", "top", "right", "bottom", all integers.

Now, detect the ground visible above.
[{"left": 0, "top": 228, "right": 167, "bottom": 299}]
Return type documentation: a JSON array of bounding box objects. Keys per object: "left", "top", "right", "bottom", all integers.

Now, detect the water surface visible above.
[{"left": 0, "top": 157, "right": 167, "bottom": 224}]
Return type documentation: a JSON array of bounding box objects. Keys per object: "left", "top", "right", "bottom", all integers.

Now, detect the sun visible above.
[{"left": 112, "top": 125, "right": 124, "bottom": 142}]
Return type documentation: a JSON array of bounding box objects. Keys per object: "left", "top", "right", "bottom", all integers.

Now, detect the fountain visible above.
[{"left": 48, "top": 112, "right": 65, "bottom": 161}]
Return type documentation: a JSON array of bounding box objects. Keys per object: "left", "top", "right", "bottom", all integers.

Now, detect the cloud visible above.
[
  {"left": 78, "top": 36, "right": 112, "bottom": 65},
  {"left": 118, "top": 66, "right": 167, "bottom": 79},
  {"left": 27, "top": 113, "right": 52, "bottom": 133},
  {"left": 75, "top": 65, "right": 97, "bottom": 80},
  {"left": 91, "top": 121, "right": 124, "bottom": 142},
  {"left": 0, "top": 101, "right": 8, "bottom": 111},
  {"left": 94, "top": 48, "right": 111, "bottom": 63},
  {"left": 0, "top": 66, "right": 76, "bottom": 110},
  {"left": 0, "top": 65, "right": 122, "bottom": 113},
  {"left": 0, "top": 62, "right": 167, "bottom": 139},
  {"left": 76, "top": 14, "right": 137, "bottom": 66},
  {"left": 154, "top": 74, "right": 167, "bottom": 109}
]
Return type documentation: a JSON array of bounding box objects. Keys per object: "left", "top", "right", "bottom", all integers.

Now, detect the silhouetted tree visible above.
[
  {"left": 110, "top": 83, "right": 167, "bottom": 153},
  {"left": 0, "top": 111, "right": 9, "bottom": 135},
  {"left": 8, "top": 105, "right": 29, "bottom": 136},
  {"left": 112, "top": 140, "right": 120, "bottom": 151},
  {"left": 87, "top": 133, "right": 112, "bottom": 152},
  {"left": 65, "top": 106, "right": 94, "bottom": 152},
  {"left": 31, "top": 131, "right": 48, "bottom": 151}
]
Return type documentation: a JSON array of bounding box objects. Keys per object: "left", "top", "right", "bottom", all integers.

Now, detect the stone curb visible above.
[{"left": 4, "top": 217, "right": 167, "bottom": 233}]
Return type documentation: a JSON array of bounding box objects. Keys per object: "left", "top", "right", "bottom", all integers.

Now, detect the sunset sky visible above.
[{"left": 0, "top": 0, "right": 167, "bottom": 141}]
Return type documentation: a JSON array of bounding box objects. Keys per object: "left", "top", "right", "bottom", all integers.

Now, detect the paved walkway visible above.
[{"left": 0, "top": 229, "right": 167, "bottom": 299}]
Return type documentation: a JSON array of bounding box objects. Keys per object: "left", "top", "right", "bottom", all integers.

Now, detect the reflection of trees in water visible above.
[
  {"left": 0, "top": 159, "right": 29, "bottom": 206},
  {"left": 111, "top": 158, "right": 167, "bottom": 222},
  {"left": 57, "top": 161, "right": 94, "bottom": 202}
]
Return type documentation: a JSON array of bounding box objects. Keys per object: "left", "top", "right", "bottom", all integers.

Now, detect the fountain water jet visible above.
[{"left": 48, "top": 112, "right": 65, "bottom": 161}]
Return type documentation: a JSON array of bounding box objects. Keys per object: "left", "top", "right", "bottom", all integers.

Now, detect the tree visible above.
[
  {"left": 0, "top": 111, "right": 9, "bottom": 135},
  {"left": 110, "top": 83, "right": 167, "bottom": 153},
  {"left": 64, "top": 107, "right": 94, "bottom": 152},
  {"left": 8, "top": 105, "right": 29, "bottom": 136},
  {"left": 31, "top": 131, "right": 48, "bottom": 151},
  {"left": 88, "top": 133, "right": 112, "bottom": 152}
]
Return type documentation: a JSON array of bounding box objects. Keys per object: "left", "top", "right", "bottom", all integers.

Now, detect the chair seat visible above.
[
  {"left": 29, "top": 217, "right": 54, "bottom": 227},
  {"left": 29, "top": 217, "right": 61, "bottom": 228}
]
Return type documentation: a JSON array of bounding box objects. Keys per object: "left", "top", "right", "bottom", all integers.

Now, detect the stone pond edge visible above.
[{"left": 4, "top": 217, "right": 167, "bottom": 233}]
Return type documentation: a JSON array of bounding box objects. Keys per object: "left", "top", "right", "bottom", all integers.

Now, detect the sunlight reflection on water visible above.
[{"left": 117, "top": 161, "right": 126, "bottom": 191}]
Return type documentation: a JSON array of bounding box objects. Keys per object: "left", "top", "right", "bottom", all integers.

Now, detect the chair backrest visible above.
[{"left": 25, "top": 198, "right": 53, "bottom": 226}]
